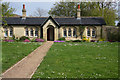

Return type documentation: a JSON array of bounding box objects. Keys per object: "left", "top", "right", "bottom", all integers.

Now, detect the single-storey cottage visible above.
[{"left": 1, "top": 4, "right": 106, "bottom": 41}]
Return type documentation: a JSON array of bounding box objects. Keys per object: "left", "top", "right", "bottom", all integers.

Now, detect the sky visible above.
[{"left": 9, "top": 2, "right": 55, "bottom": 17}]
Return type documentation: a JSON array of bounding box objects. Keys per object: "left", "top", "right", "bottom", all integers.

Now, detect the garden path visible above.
[{"left": 2, "top": 41, "right": 54, "bottom": 78}]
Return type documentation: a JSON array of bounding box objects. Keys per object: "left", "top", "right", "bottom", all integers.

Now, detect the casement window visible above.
[
  {"left": 9, "top": 28, "right": 13, "bottom": 37},
  {"left": 68, "top": 28, "right": 71, "bottom": 37},
  {"left": 4, "top": 28, "right": 8, "bottom": 37},
  {"left": 25, "top": 28, "right": 29, "bottom": 36},
  {"left": 35, "top": 28, "right": 38, "bottom": 37},
  {"left": 63, "top": 28, "right": 67, "bottom": 37},
  {"left": 87, "top": 28, "right": 90, "bottom": 37},
  {"left": 92, "top": 29, "right": 95, "bottom": 37},
  {"left": 73, "top": 28, "right": 76, "bottom": 37},
  {"left": 30, "top": 28, "right": 33, "bottom": 37}
]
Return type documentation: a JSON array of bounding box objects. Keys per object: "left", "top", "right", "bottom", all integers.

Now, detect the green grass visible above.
[
  {"left": 32, "top": 42, "right": 118, "bottom": 78},
  {"left": 2, "top": 42, "right": 42, "bottom": 72}
]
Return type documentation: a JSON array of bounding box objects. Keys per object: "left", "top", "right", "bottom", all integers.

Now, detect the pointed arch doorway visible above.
[{"left": 47, "top": 26, "right": 54, "bottom": 41}]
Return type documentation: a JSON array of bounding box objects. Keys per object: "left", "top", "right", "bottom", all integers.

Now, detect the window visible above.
[
  {"left": 35, "top": 28, "right": 38, "bottom": 37},
  {"left": 92, "top": 29, "right": 95, "bottom": 37},
  {"left": 68, "top": 28, "right": 71, "bottom": 37},
  {"left": 30, "top": 28, "right": 33, "bottom": 36},
  {"left": 25, "top": 28, "right": 29, "bottom": 36},
  {"left": 63, "top": 28, "right": 67, "bottom": 37},
  {"left": 73, "top": 28, "right": 76, "bottom": 37},
  {"left": 4, "top": 28, "right": 8, "bottom": 37},
  {"left": 10, "top": 28, "right": 13, "bottom": 37},
  {"left": 87, "top": 28, "right": 90, "bottom": 37}
]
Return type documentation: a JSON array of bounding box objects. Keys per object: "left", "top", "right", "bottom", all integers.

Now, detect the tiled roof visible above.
[{"left": 2, "top": 16, "right": 106, "bottom": 26}]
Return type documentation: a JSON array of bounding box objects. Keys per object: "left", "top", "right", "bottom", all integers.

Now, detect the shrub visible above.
[
  {"left": 24, "top": 39, "right": 30, "bottom": 42},
  {"left": 58, "top": 37, "right": 66, "bottom": 41},
  {"left": 99, "top": 38, "right": 105, "bottom": 41},
  {"left": 91, "top": 40, "right": 95, "bottom": 42},
  {"left": 35, "top": 38, "right": 44, "bottom": 42},
  {"left": 82, "top": 36, "right": 88, "bottom": 42},
  {"left": 20, "top": 36, "right": 29, "bottom": 41},
  {"left": 72, "top": 40, "right": 81, "bottom": 42},
  {"left": 31, "top": 38, "right": 36, "bottom": 42}
]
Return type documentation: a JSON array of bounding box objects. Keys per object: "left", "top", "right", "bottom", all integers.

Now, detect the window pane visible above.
[
  {"left": 30, "top": 28, "right": 33, "bottom": 36},
  {"left": 35, "top": 28, "right": 38, "bottom": 37},
  {"left": 10, "top": 28, "right": 13, "bottom": 37},
  {"left": 63, "top": 29, "right": 66, "bottom": 37},
  {"left": 4, "top": 28, "right": 8, "bottom": 37},
  {"left": 68, "top": 28, "right": 71, "bottom": 36},
  {"left": 87, "top": 28, "right": 90, "bottom": 36},
  {"left": 73, "top": 28, "right": 76, "bottom": 37},
  {"left": 26, "top": 28, "right": 29, "bottom": 36},
  {"left": 92, "top": 29, "right": 95, "bottom": 37}
]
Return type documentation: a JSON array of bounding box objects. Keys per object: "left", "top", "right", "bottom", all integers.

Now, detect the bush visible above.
[
  {"left": 35, "top": 38, "right": 44, "bottom": 42},
  {"left": 72, "top": 40, "right": 81, "bottom": 42},
  {"left": 91, "top": 40, "right": 95, "bottom": 42},
  {"left": 24, "top": 39, "right": 30, "bottom": 42},
  {"left": 99, "top": 38, "right": 105, "bottom": 41},
  {"left": 58, "top": 37, "right": 66, "bottom": 41},
  {"left": 20, "top": 36, "right": 29, "bottom": 41},
  {"left": 31, "top": 38, "right": 36, "bottom": 42}
]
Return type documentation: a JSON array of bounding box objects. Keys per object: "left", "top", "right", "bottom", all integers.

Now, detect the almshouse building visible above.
[{"left": 1, "top": 4, "right": 106, "bottom": 41}]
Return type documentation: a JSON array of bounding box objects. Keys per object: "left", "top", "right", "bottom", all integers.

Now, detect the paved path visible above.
[{"left": 2, "top": 41, "right": 54, "bottom": 78}]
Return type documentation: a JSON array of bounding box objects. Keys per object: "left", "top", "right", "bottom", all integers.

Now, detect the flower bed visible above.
[
  {"left": 4, "top": 39, "right": 14, "bottom": 42},
  {"left": 24, "top": 39, "right": 30, "bottom": 42},
  {"left": 35, "top": 38, "right": 44, "bottom": 42},
  {"left": 54, "top": 41, "right": 65, "bottom": 42}
]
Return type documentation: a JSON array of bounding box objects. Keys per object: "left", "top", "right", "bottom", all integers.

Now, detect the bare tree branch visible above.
[{"left": 33, "top": 8, "right": 47, "bottom": 17}]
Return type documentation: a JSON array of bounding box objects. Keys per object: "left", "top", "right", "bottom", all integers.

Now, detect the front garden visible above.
[
  {"left": 32, "top": 42, "right": 118, "bottom": 78},
  {"left": 2, "top": 42, "right": 42, "bottom": 72}
]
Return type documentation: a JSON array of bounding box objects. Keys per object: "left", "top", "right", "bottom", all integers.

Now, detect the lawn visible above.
[
  {"left": 32, "top": 42, "right": 118, "bottom": 78},
  {"left": 2, "top": 42, "right": 42, "bottom": 72}
]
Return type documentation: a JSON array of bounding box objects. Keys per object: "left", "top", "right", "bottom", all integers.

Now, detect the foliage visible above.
[
  {"left": 72, "top": 40, "right": 81, "bottom": 42},
  {"left": 48, "top": 2, "right": 117, "bottom": 26},
  {"left": 19, "top": 36, "right": 30, "bottom": 41},
  {"left": 2, "top": 2, "right": 16, "bottom": 26},
  {"left": 32, "top": 42, "right": 118, "bottom": 78},
  {"left": 2, "top": 2, "right": 15, "bottom": 17},
  {"left": 58, "top": 37, "right": 66, "bottom": 41},
  {"left": 2, "top": 42, "right": 41, "bottom": 72}
]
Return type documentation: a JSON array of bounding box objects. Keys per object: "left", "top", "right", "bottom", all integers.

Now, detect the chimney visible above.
[
  {"left": 22, "top": 4, "right": 26, "bottom": 19},
  {"left": 77, "top": 4, "right": 81, "bottom": 19}
]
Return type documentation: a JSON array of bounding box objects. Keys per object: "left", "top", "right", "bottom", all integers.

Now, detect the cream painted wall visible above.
[{"left": 13, "top": 26, "right": 25, "bottom": 38}]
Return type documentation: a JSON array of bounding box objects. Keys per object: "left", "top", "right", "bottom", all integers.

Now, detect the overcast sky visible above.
[{"left": 9, "top": 2, "right": 55, "bottom": 17}]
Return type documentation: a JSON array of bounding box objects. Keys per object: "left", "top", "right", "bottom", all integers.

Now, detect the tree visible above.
[
  {"left": 31, "top": 8, "right": 47, "bottom": 17},
  {"left": 48, "top": 2, "right": 117, "bottom": 26},
  {"left": 2, "top": 2, "right": 15, "bottom": 26},
  {"left": 2, "top": 2, "right": 15, "bottom": 17}
]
